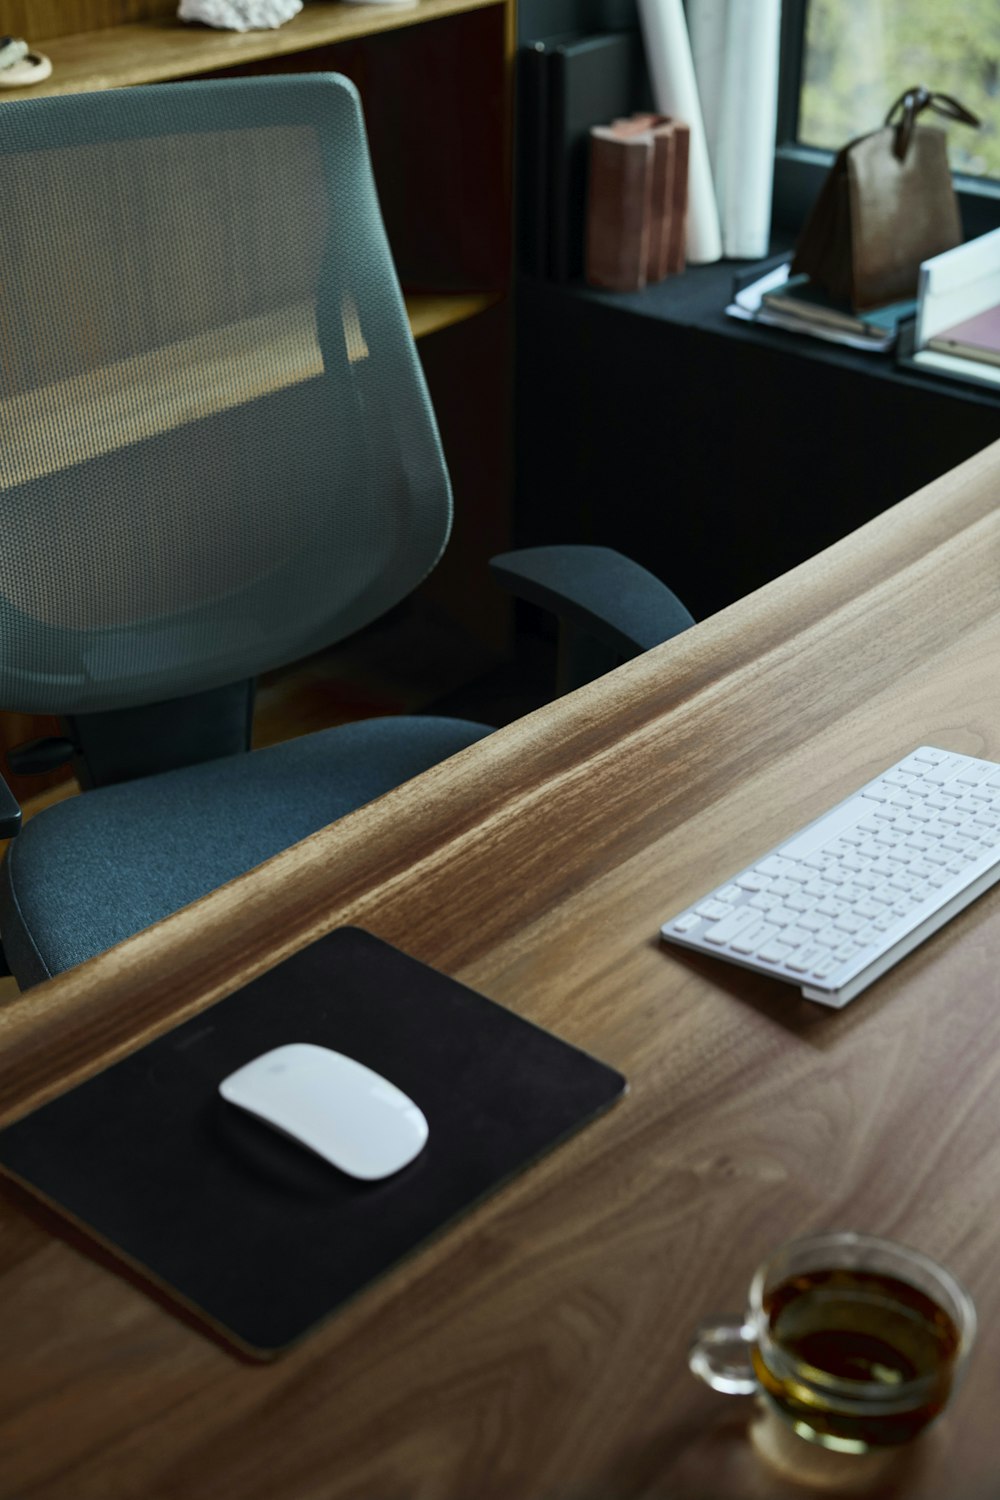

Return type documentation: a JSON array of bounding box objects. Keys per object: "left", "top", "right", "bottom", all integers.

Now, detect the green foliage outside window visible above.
[{"left": 799, "top": 0, "right": 1000, "bottom": 178}]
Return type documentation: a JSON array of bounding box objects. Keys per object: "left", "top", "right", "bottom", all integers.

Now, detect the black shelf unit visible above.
[{"left": 515, "top": 257, "right": 1000, "bottom": 621}]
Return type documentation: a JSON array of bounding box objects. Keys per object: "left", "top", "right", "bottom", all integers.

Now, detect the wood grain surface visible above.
[{"left": 3, "top": 440, "right": 1000, "bottom": 1497}]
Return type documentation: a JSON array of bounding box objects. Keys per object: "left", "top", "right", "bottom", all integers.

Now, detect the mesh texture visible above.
[{"left": 0, "top": 75, "right": 452, "bottom": 714}]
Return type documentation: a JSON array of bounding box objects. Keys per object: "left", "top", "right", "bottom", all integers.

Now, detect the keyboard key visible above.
[
  {"left": 671, "top": 913, "right": 702, "bottom": 933},
  {"left": 923, "top": 848, "right": 950, "bottom": 866},
  {"left": 696, "top": 899, "right": 733, "bottom": 921},
  {"left": 786, "top": 945, "right": 828, "bottom": 973},
  {"left": 757, "top": 939, "right": 794, "bottom": 964},
  {"left": 781, "top": 926, "right": 812, "bottom": 948},
  {"left": 703, "top": 907, "right": 758, "bottom": 945},
  {"left": 923, "top": 763, "right": 962, "bottom": 784},
  {"left": 731, "top": 920, "right": 779, "bottom": 954},
  {"left": 816, "top": 897, "right": 848, "bottom": 918},
  {"left": 923, "top": 823, "right": 950, "bottom": 840}
]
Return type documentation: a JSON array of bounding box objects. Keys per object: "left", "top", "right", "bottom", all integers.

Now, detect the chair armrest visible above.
[
  {"left": 489, "top": 545, "right": 695, "bottom": 692},
  {"left": 0, "top": 769, "right": 21, "bottom": 839}
]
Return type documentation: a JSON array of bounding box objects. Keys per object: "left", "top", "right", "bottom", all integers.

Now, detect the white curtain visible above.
[{"left": 637, "top": 0, "right": 783, "bottom": 262}]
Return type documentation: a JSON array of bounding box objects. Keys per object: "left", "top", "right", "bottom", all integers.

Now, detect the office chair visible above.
[{"left": 0, "top": 74, "right": 694, "bottom": 990}]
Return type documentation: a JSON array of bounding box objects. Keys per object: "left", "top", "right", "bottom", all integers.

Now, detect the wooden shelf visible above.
[
  {"left": 405, "top": 291, "right": 502, "bottom": 340},
  {"left": 4, "top": 0, "right": 503, "bottom": 98}
]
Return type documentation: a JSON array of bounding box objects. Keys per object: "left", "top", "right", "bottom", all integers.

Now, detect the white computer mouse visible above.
[{"left": 219, "top": 1043, "right": 428, "bottom": 1181}]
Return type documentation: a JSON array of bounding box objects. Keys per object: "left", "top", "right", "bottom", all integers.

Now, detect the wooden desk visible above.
[{"left": 3, "top": 440, "right": 1000, "bottom": 1498}]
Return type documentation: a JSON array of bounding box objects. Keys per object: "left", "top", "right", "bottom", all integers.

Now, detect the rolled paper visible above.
[{"left": 635, "top": 0, "right": 722, "bottom": 264}]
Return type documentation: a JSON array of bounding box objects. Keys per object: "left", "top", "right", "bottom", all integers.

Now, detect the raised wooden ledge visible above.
[{"left": 0, "top": 0, "right": 503, "bottom": 98}]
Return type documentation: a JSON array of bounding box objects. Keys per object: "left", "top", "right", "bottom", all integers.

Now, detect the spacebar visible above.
[{"left": 779, "top": 798, "right": 869, "bottom": 860}]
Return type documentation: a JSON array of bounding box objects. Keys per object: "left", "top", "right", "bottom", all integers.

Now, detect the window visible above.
[{"left": 772, "top": 0, "right": 1000, "bottom": 237}]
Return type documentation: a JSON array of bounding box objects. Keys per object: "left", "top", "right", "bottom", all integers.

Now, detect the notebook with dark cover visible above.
[
  {"left": 0, "top": 927, "right": 626, "bottom": 1358},
  {"left": 517, "top": 32, "right": 581, "bottom": 278}
]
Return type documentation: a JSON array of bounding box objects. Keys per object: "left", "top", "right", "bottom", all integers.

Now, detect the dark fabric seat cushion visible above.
[{"left": 0, "top": 715, "right": 491, "bottom": 989}]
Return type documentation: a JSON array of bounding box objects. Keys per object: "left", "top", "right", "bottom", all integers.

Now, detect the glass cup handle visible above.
[{"left": 688, "top": 1318, "right": 760, "bottom": 1396}]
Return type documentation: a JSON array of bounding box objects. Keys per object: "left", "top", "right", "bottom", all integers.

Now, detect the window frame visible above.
[{"left": 771, "top": 0, "right": 1000, "bottom": 240}]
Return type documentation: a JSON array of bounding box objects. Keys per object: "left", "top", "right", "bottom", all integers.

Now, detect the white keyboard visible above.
[{"left": 661, "top": 747, "right": 1000, "bottom": 1008}]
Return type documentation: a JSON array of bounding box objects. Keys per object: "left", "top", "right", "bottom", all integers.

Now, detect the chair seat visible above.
[{"left": 0, "top": 715, "right": 491, "bottom": 989}]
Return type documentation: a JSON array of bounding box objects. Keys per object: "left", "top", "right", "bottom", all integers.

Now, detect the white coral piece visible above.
[{"left": 178, "top": 0, "right": 303, "bottom": 31}]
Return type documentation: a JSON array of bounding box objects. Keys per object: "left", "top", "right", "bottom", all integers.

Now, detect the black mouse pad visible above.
[{"left": 0, "top": 927, "right": 626, "bottom": 1357}]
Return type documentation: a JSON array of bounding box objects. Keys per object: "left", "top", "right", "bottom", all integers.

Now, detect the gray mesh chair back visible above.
[{"left": 0, "top": 75, "right": 452, "bottom": 718}]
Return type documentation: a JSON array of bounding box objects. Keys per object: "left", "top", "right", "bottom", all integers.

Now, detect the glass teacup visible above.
[{"left": 689, "top": 1231, "right": 976, "bottom": 1456}]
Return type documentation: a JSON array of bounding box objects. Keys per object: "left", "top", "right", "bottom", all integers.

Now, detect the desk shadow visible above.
[
  {"left": 608, "top": 1400, "right": 935, "bottom": 1500},
  {"left": 653, "top": 938, "right": 905, "bottom": 1052}
]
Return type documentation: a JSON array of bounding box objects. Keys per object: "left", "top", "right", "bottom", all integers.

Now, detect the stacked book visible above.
[
  {"left": 585, "top": 113, "right": 691, "bottom": 293},
  {"left": 924, "top": 305, "right": 1000, "bottom": 369},
  {"left": 726, "top": 264, "right": 915, "bottom": 353},
  {"left": 759, "top": 274, "right": 916, "bottom": 347}
]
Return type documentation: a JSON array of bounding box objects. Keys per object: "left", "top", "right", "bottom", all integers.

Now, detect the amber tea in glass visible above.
[{"left": 689, "top": 1232, "right": 976, "bottom": 1454}]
